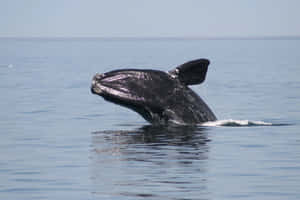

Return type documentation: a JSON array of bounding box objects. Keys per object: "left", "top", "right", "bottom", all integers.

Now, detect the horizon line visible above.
[{"left": 1, "top": 35, "right": 300, "bottom": 40}]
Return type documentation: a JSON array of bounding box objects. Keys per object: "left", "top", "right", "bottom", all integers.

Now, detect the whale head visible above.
[{"left": 91, "top": 59, "right": 216, "bottom": 124}]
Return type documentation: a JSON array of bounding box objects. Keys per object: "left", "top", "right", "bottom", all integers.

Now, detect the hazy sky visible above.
[{"left": 1, "top": 0, "right": 300, "bottom": 37}]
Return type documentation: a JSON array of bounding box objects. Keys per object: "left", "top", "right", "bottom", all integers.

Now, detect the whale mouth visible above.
[
  {"left": 91, "top": 71, "right": 155, "bottom": 122},
  {"left": 91, "top": 73, "right": 119, "bottom": 94},
  {"left": 91, "top": 72, "right": 137, "bottom": 100},
  {"left": 91, "top": 73, "right": 111, "bottom": 94}
]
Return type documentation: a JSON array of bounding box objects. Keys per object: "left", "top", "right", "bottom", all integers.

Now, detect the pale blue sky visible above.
[{"left": 1, "top": 0, "right": 300, "bottom": 38}]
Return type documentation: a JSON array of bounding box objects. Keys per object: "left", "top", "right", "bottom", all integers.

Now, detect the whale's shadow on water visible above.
[{"left": 90, "top": 125, "right": 211, "bottom": 198}]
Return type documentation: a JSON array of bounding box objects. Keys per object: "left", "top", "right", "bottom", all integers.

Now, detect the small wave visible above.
[
  {"left": 0, "top": 64, "right": 13, "bottom": 68},
  {"left": 201, "top": 119, "right": 273, "bottom": 127}
]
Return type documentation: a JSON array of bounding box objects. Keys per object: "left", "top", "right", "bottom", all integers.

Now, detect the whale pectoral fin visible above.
[{"left": 169, "top": 59, "right": 210, "bottom": 85}]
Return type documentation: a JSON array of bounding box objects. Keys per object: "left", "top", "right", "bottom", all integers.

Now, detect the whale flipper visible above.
[{"left": 169, "top": 58, "right": 210, "bottom": 85}]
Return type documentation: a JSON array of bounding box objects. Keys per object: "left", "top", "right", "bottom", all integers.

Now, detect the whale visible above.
[{"left": 91, "top": 59, "right": 217, "bottom": 125}]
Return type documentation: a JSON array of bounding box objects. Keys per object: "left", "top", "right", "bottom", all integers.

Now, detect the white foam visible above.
[{"left": 201, "top": 119, "right": 273, "bottom": 127}]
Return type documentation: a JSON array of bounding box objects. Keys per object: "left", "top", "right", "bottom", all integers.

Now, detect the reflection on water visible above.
[{"left": 91, "top": 125, "right": 211, "bottom": 199}]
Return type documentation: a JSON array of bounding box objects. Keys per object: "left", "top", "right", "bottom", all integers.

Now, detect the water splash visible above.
[{"left": 201, "top": 119, "right": 273, "bottom": 127}]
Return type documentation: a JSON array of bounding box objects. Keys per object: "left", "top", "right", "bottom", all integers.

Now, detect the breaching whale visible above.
[{"left": 91, "top": 59, "right": 217, "bottom": 125}]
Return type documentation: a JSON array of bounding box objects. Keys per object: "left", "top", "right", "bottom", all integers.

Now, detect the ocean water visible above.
[{"left": 0, "top": 38, "right": 300, "bottom": 199}]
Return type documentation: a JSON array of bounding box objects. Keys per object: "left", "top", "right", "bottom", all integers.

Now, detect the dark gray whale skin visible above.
[{"left": 91, "top": 59, "right": 217, "bottom": 125}]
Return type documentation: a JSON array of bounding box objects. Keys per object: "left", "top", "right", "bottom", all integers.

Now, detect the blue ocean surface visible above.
[{"left": 0, "top": 38, "right": 300, "bottom": 199}]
